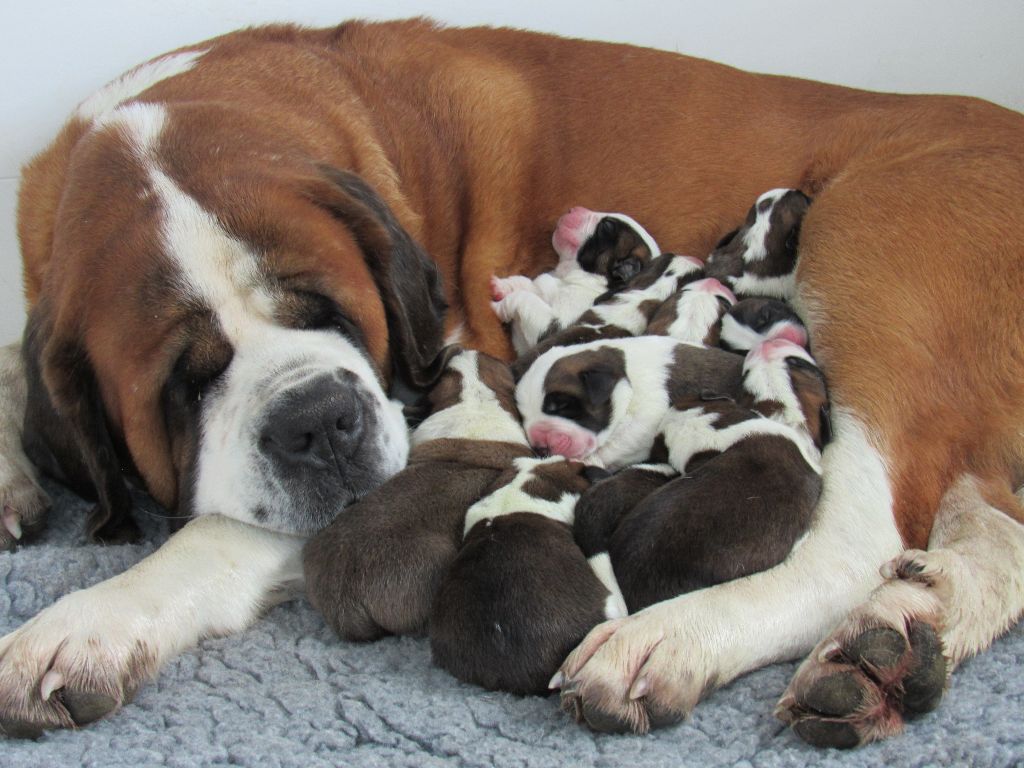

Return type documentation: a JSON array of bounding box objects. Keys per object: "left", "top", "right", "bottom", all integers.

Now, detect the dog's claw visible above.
[
  {"left": 40, "top": 670, "right": 64, "bottom": 701},
  {"left": 2, "top": 505, "right": 21, "bottom": 540}
]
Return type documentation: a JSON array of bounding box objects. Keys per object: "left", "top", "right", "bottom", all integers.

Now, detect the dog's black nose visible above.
[{"left": 260, "top": 375, "right": 364, "bottom": 471}]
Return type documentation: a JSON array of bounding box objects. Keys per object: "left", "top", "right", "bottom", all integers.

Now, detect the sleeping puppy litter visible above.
[
  {"left": 429, "top": 456, "right": 621, "bottom": 695},
  {"left": 517, "top": 336, "right": 830, "bottom": 611},
  {"left": 303, "top": 348, "right": 531, "bottom": 641},
  {"left": 491, "top": 208, "right": 659, "bottom": 355}
]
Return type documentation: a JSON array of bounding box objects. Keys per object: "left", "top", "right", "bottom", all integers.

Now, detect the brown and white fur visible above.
[
  {"left": 517, "top": 337, "right": 828, "bottom": 609},
  {"left": 303, "top": 348, "right": 530, "bottom": 641},
  {"left": 705, "top": 188, "right": 811, "bottom": 299},
  {"left": 429, "top": 456, "right": 618, "bottom": 695},
  {"left": 1, "top": 19, "right": 1023, "bottom": 747},
  {"left": 492, "top": 208, "right": 660, "bottom": 355}
]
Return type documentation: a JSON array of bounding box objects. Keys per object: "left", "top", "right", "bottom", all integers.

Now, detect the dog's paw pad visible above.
[
  {"left": 60, "top": 691, "right": 120, "bottom": 726},
  {"left": 779, "top": 617, "right": 949, "bottom": 748}
]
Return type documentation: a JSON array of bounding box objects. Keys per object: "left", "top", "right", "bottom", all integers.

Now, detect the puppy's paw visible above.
[
  {"left": 553, "top": 608, "right": 708, "bottom": 734},
  {"left": 489, "top": 275, "right": 534, "bottom": 302},
  {"left": 776, "top": 573, "right": 948, "bottom": 749},
  {"left": 0, "top": 589, "right": 157, "bottom": 737}
]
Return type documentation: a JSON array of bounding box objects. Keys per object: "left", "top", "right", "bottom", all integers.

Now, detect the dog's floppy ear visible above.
[
  {"left": 310, "top": 166, "right": 450, "bottom": 390},
  {"left": 21, "top": 299, "right": 138, "bottom": 543},
  {"left": 580, "top": 366, "right": 620, "bottom": 407}
]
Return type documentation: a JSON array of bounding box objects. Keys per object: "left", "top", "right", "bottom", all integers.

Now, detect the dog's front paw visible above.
[
  {"left": 775, "top": 564, "right": 948, "bottom": 749},
  {"left": 0, "top": 472, "right": 50, "bottom": 552},
  {"left": 553, "top": 605, "right": 710, "bottom": 734},
  {"left": 0, "top": 589, "right": 157, "bottom": 738}
]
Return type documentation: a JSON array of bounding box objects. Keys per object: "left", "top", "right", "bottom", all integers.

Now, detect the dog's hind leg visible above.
[
  {"left": 776, "top": 473, "right": 1024, "bottom": 748},
  {"left": 0, "top": 341, "right": 49, "bottom": 550}
]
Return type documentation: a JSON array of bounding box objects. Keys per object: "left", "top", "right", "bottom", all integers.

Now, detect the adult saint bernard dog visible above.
[{"left": 1, "top": 19, "right": 1024, "bottom": 748}]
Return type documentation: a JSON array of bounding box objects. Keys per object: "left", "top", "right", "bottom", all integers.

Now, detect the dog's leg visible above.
[
  {"left": 0, "top": 514, "right": 304, "bottom": 737},
  {"left": 0, "top": 341, "right": 49, "bottom": 550},
  {"left": 492, "top": 291, "right": 558, "bottom": 355},
  {"left": 776, "top": 473, "right": 1024, "bottom": 748},
  {"left": 553, "top": 407, "right": 904, "bottom": 733}
]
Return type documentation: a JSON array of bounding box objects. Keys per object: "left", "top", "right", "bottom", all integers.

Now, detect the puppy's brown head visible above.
[
  {"left": 552, "top": 208, "right": 660, "bottom": 288},
  {"left": 19, "top": 96, "right": 450, "bottom": 536},
  {"left": 705, "top": 188, "right": 811, "bottom": 299}
]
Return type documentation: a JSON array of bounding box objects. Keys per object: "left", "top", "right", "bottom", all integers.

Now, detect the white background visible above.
[{"left": 2, "top": 0, "right": 1022, "bottom": 344}]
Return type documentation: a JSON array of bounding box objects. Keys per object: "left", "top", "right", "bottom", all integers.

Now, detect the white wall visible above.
[{"left": 2, "top": 0, "right": 1022, "bottom": 344}]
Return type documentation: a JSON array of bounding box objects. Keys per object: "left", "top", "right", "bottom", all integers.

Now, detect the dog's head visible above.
[
  {"left": 705, "top": 188, "right": 811, "bottom": 299},
  {"left": 551, "top": 208, "right": 660, "bottom": 288},
  {"left": 19, "top": 102, "right": 452, "bottom": 538},
  {"left": 514, "top": 337, "right": 650, "bottom": 467}
]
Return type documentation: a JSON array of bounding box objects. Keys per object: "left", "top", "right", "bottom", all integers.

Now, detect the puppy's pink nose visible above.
[{"left": 772, "top": 323, "right": 809, "bottom": 348}]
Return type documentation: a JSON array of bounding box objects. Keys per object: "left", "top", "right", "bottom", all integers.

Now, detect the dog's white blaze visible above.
[
  {"left": 76, "top": 50, "right": 206, "bottom": 121},
  {"left": 462, "top": 456, "right": 579, "bottom": 536},
  {"left": 729, "top": 271, "right": 797, "bottom": 300},
  {"left": 102, "top": 108, "right": 408, "bottom": 528},
  {"left": 741, "top": 188, "right": 788, "bottom": 262},
  {"left": 410, "top": 352, "right": 528, "bottom": 448},
  {"left": 587, "top": 553, "right": 629, "bottom": 619},
  {"left": 95, "top": 102, "right": 167, "bottom": 159}
]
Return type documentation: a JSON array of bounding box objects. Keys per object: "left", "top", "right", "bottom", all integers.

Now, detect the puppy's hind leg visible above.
[
  {"left": 777, "top": 473, "right": 1024, "bottom": 748},
  {"left": 0, "top": 342, "right": 49, "bottom": 550}
]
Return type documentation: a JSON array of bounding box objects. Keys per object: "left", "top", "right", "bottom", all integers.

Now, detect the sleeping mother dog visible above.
[{"left": 1, "top": 18, "right": 1024, "bottom": 748}]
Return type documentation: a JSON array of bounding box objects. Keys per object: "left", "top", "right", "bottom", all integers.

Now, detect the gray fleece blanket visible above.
[{"left": 2, "top": 480, "right": 1023, "bottom": 767}]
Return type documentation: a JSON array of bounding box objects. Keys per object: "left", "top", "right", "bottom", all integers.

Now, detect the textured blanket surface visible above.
[{"left": 2, "top": 481, "right": 1023, "bottom": 767}]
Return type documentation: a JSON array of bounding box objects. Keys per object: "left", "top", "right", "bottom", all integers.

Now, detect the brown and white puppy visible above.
[
  {"left": 303, "top": 349, "right": 529, "bottom": 641},
  {"left": 2, "top": 20, "right": 1024, "bottom": 748},
  {"left": 510, "top": 254, "right": 704, "bottom": 379},
  {"left": 608, "top": 339, "right": 829, "bottom": 611},
  {"left": 430, "top": 456, "right": 617, "bottom": 695},
  {"left": 518, "top": 337, "right": 828, "bottom": 611},
  {"left": 718, "top": 297, "right": 809, "bottom": 353},
  {"left": 705, "top": 188, "right": 812, "bottom": 299},
  {"left": 645, "top": 277, "right": 737, "bottom": 345},
  {"left": 492, "top": 209, "right": 659, "bottom": 355}
]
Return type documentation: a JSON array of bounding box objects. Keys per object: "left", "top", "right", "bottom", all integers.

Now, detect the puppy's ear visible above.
[
  {"left": 21, "top": 300, "right": 138, "bottom": 543},
  {"left": 580, "top": 366, "right": 619, "bottom": 407},
  {"left": 311, "top": 166, "right": 450, "bottom": 390},
  {"left": 785, "top": 358, "right": 832, "bottom": 450}
]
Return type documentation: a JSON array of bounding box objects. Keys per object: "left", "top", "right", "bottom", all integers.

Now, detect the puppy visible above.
[
  {"left": 645, "top": 276, "right": 737, "bottom": 345},
  {"left": 521, "top": 336, "right": 827, "bottom": 611},
  {"left": 429, "top": 456, "right": 616, "bottom": 695},
  {"left": 610, "top": 338, "right": 830, "bottom": 609},
  {"left": 705, "top": 188, "right": 812, "bottom": 299},
  {"left": 492, "top": 208, "right": 659, "bottom": 355},
  {"left": 510, "top": 254, "right": 704, "bottom": 379},
  {"left": 718, "top": 297, "right": 810, "bottom": 353},
  {"left": 303, "top": 349, "right": 531, "bottom": 641}
]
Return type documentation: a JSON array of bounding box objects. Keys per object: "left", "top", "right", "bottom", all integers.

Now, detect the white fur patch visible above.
[
  {"left": 587, "top": 553, "right": 629, "bottom": 619},
  {"left": 741, "top": 188, "right": 788, "bottom": 263},
  {"left": 462, "top": 456, "right": 579, "bottom": 536},
  {"left": 728, "top": 271, "right": 797, "bottom": 300},
  {"left": 662, "top": 287, "right": 728, "bottom": 343},
  {"left": 76, "top": 50, "right": 206, "bottom": 122},
  {"left": 99, "top": 104, "right": 408, "bottom": 530},
  {"left": 410, "top": 352, "right": 527, "bottom": 448}
]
